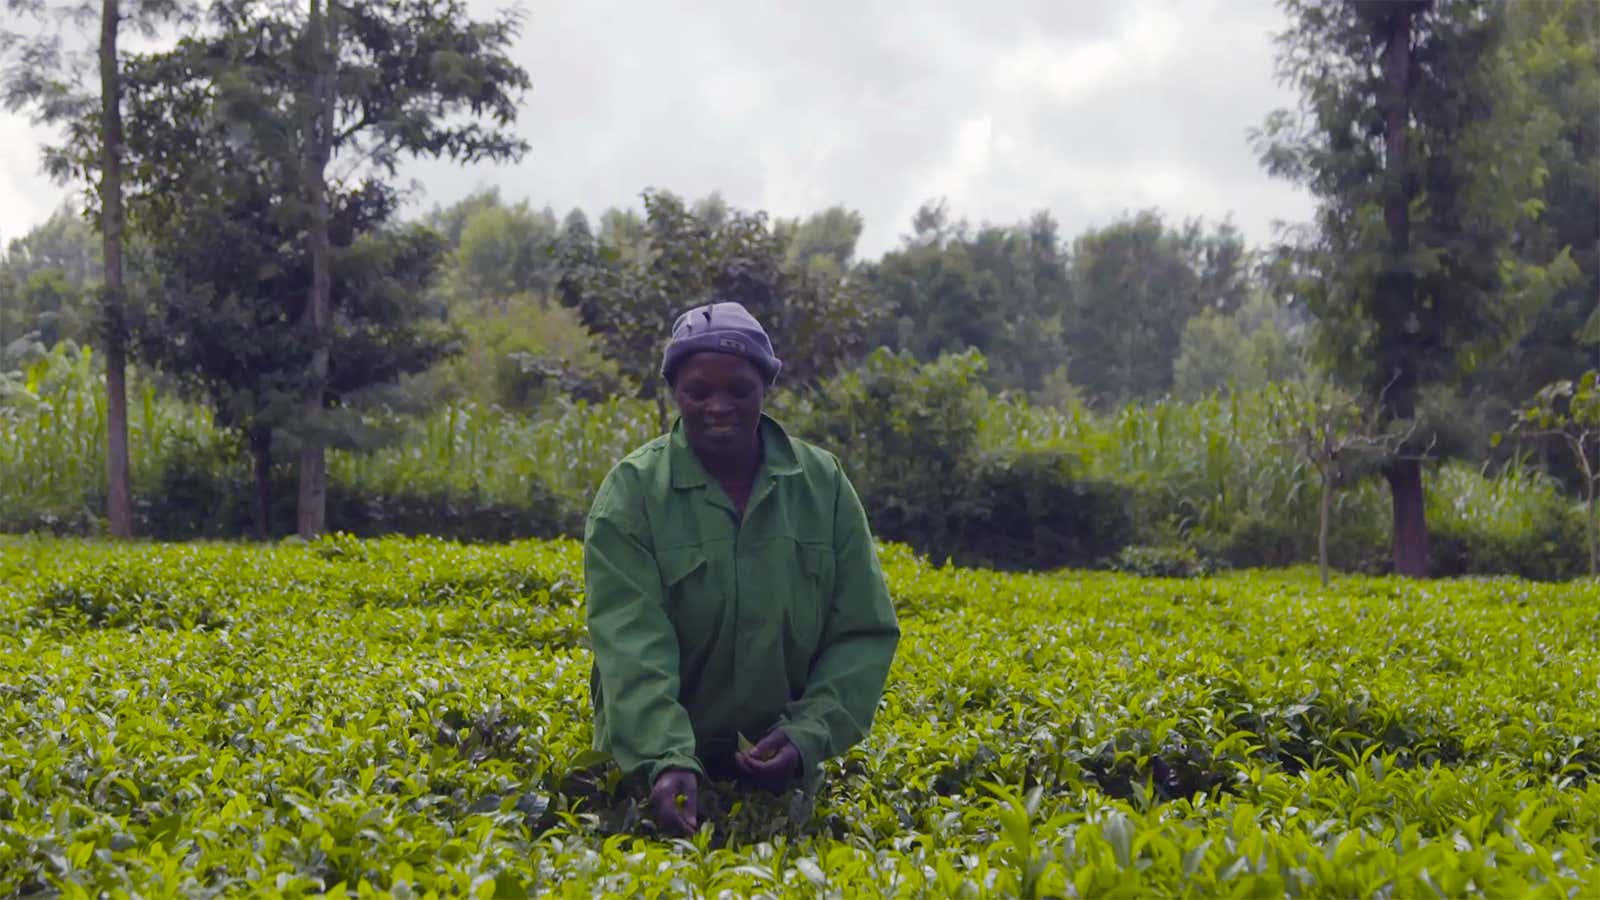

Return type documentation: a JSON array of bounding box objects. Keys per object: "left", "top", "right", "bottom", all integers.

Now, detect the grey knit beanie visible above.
[{"left": 660, "top": 301, "right": 782, "bottom": 386}]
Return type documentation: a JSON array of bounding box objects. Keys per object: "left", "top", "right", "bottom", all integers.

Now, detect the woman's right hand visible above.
[{"left": 648, "top": 768, "right": 699, "bottom": 836}]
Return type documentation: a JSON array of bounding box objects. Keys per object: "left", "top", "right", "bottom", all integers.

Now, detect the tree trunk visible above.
[
  {"left": 1318, "top": 466, "right": 1332, "bottom": 587},
  {"left": 251, "top": 426, "right": 273, "bottom": 541},
  {"left": 1381, "top": 5, "right": 1428, "bottom": 578},
  {"left": 100, "top": 0, "right": 133, "bottom": 538},
  {"left": 297, "top": 0, "right": 335, "bottom": 540},
  {"left": 1385, "top": 455, "right": 1428, "bottom": 576}
]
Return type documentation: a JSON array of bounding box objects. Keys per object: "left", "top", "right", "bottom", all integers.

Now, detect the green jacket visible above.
[{"left": 583, "top": 414, "right": 900, "bottom": 785}]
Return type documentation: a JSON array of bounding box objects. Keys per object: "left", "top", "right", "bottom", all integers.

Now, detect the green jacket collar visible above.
[{"left": 669, "top": 413, "right": 802, "bottom": 489}]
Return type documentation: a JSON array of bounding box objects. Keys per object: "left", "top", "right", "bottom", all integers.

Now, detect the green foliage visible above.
[
  {"left": 1173, "top": 293, "right": 1307, "bottom": 400},
  {"left": 1065, "top": 212, "right": 1251, "bottom": 406},
  {"left": 959, "top": 448, "right": 1133, "bottom": 571},
  {"left": 0, "top": 344, "right": 655, "bottom": 539},
  {"left": 864, "top": 205, "right": 1073, "bottom": 393},
  {"left": 976, "top": 382, "right": 1398, "bottom": 573},
  {"left": 1469, "top": 0, "right": 1600, "bottom": 417},
  {"left": 0, "top": 205, "right": 101, "bottom": 352},
  {"left": 447, "top": 200, "right": 561, "bottom": 309},
  {"left": 778, "top": 206, "right": 864, "bottom": 274},
  {"left": 437, "top": 301, "right": 620, "bottom": 411},
  {"left": 326, "top": 395, "right": 655, "bottom": 520},
  {"left": 0, "top": 342, "right": 224, "bottom": 533},
  {"left": 1513, "top": 371, "right": 1600, "bottom": 436},
  {"left": 782, "top": 348, "right": 989, "bottom": 552},
  {"left": 6, "top": 341, "right": 1591, "bottom": 579},
  {"left": 1501, "top": 371, "right": 1600, "bottom": 575},
  {"left": 1110, "top": 543, "right": 1213, "bottom": 579},
  {"left": 0, "top": 536, "right": 1596, "bottom": 895},
  {"left": 1257, "top": 0, "right": 1578, "bottom": 402},
  {"left": 1428, "top": 460, "right": 1587, "bottom": 581},
  {"left": 785, "top": 349, "right": 1133, "bottom": 570},
  {"left": 134, "top": 455, "right": 576, "bottom": 542},
  {"left": 560, "top": 191, "right": 878, "bottom": 422}
]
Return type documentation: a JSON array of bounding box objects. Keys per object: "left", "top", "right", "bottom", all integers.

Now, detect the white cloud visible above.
[
  {"left": 0, "top": 0, "right": 1315, "bottom": 259},
  {"left": 0, "top": 119, "right": 69, "bottom": 245}
]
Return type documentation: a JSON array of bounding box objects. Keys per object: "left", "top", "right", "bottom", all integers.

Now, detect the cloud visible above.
[
  {"left": 0, "top": 0, "right": 1314, "bottom": 258},
  {"left": 0, "top": 119, "right": 72, "bottom": 245}
]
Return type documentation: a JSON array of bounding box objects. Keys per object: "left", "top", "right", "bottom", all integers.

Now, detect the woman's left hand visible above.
[{"left": 734, "top": 729, "right": 800, "bottom": 787}]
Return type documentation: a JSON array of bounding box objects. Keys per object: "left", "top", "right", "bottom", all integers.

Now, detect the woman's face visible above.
[{"left": 672, "top": 352, "right": 765, "bottom": 461}]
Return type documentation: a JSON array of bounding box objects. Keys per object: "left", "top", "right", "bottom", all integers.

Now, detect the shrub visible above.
[
  {"left": 134, "top": 442, "right": 579, "bottom": 542},
  {"left": 1191, "top": 481, "right": 1392, "bottom": 575},
  {"left": 954, "top": 448, "right": 1134, "bottom": 570},
  {"left": 134, "top": 435, "right": 252, "bottom": 539},
  {"left": 786, "top": 348, "right": 991, "bottom": 551},
  {"left": 1428, "top": 461, "right": 1586, "bottom": 581},
  {"left": 1111, "top": 543, "right": 1214, "bottom": 578}
]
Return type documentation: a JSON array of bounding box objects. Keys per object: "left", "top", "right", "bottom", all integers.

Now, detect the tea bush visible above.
[{"left": 0, "top": 536, "right": 1596, "bottom": 896}]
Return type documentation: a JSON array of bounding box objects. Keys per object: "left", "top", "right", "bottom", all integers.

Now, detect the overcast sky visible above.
[{"left": 0, "top": 0, "right": 1316, "bottom": 259}]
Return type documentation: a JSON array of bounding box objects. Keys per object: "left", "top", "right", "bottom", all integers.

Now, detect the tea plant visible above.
[{"left": 0, "top": 536, "right": 1595, "bottom": 896}]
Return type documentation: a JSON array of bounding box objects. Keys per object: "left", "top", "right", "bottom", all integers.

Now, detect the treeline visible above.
[{"left": 1, "top": 0, "right": 1597, "bottom": 578}]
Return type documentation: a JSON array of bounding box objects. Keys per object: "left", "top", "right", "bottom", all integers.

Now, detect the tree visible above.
[
  {"left": 1468, "top": 0, "right": 1600, "bottom": 430},
  {"left": 864, "top": 204, "right": 1073, "bottom": 393},
  {"left": 780, "top": 206, "right": 865, "bottom": 275},
  {"left": 123, "top": 165, "right": 458, "bottom": 538},
  {"left": 1256, "top": 0, "right": 1578, "bottom": 576},
  {"left": 559, "top": 190, "right": 878, "bottom": 432},
  {"left": 864, "top": 222, "right": 1004, "bottom": 373},
  {"left": 183, "top": 0, "right": 530, "bottom": 538},
  {"left": 1267, "top": 378, "right": 1416, "bottom": 586},
  {"left": 1174, "top": 292, "right": 1306, "bottom": 399},
  {"left": 425, "top": 187, "right": 506, "bottom": 246},
  {"left": 82, "top": 1, "right": 504, "bottom": 538},
  {"left": 5, "top": 269, "right": 92, "bottom": 348},
  {"left": 438, "top": 194, "right": 560, "bottom": 312},
  {"left": 0, "top": 204, "right": 102, "bottom": 287},
  {"left": 1064, "top": 211, "right": 1246, "bottom": 406},
  {"left": 3, "top": 0, "right": 194, "bottom": 537}
]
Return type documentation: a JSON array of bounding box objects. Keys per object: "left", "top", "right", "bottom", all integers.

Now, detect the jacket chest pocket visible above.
[
  {"left": 657, "top": 546, "right": 721, "bottom": 635},
  {"left": 790, "top": 542, "right": 835, "bottom": 648}
]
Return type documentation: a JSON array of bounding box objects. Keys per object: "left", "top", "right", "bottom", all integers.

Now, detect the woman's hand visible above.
[
  {"left": 734, "top": 729, "right": 800, "bottom": 790},
  {"left": 648, "top": 769, "right": 699, "bottom": 836}
]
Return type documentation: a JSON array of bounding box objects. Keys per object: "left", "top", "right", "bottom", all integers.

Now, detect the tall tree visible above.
[
  {"left": 448, "top": 200, "right": 560, "bottom": 311},
  {"left": 1256, "top": 0, "right": 1577, "bottom": 576},
  {"left": 780, "top": 206, "right": 865, "bottom": 276},
  {"left": 109, "top": 39, "right": 460, "bottom": 538},
  {"left": 865, "top": 203, "right": 1074, "bottom": 393},
  {"left": 1469, "top": 0, "right": 1600, "bottom": 433},
  {"left": 3, "top": 0, "right": 192, "bottom": 537},
  {"left": 190, "top": 0, "right": 529, "bottom": 538},
  {"left": 1062, "top": 210, "right": 1246, "bottom": 406},
  {"left": 0, "top": 206, "right": 103, "bottom": 349}
]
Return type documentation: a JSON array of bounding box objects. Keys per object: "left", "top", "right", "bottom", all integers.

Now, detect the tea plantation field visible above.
[{"left": 1, "top": 536, "right": 1597, "bottom": 897}]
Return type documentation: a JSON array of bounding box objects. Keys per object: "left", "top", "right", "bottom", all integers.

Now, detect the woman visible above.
[{"left": 582, "top": 300, "right": 900, "bottom": 837}]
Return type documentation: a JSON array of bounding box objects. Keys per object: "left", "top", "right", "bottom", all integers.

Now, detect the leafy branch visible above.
[
  {"left": 1267, "top": 376, "right": 1428, "bottom": 586},
  {"left": 1496, "top": 370, "right": 1600, "bottom": 576}
]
